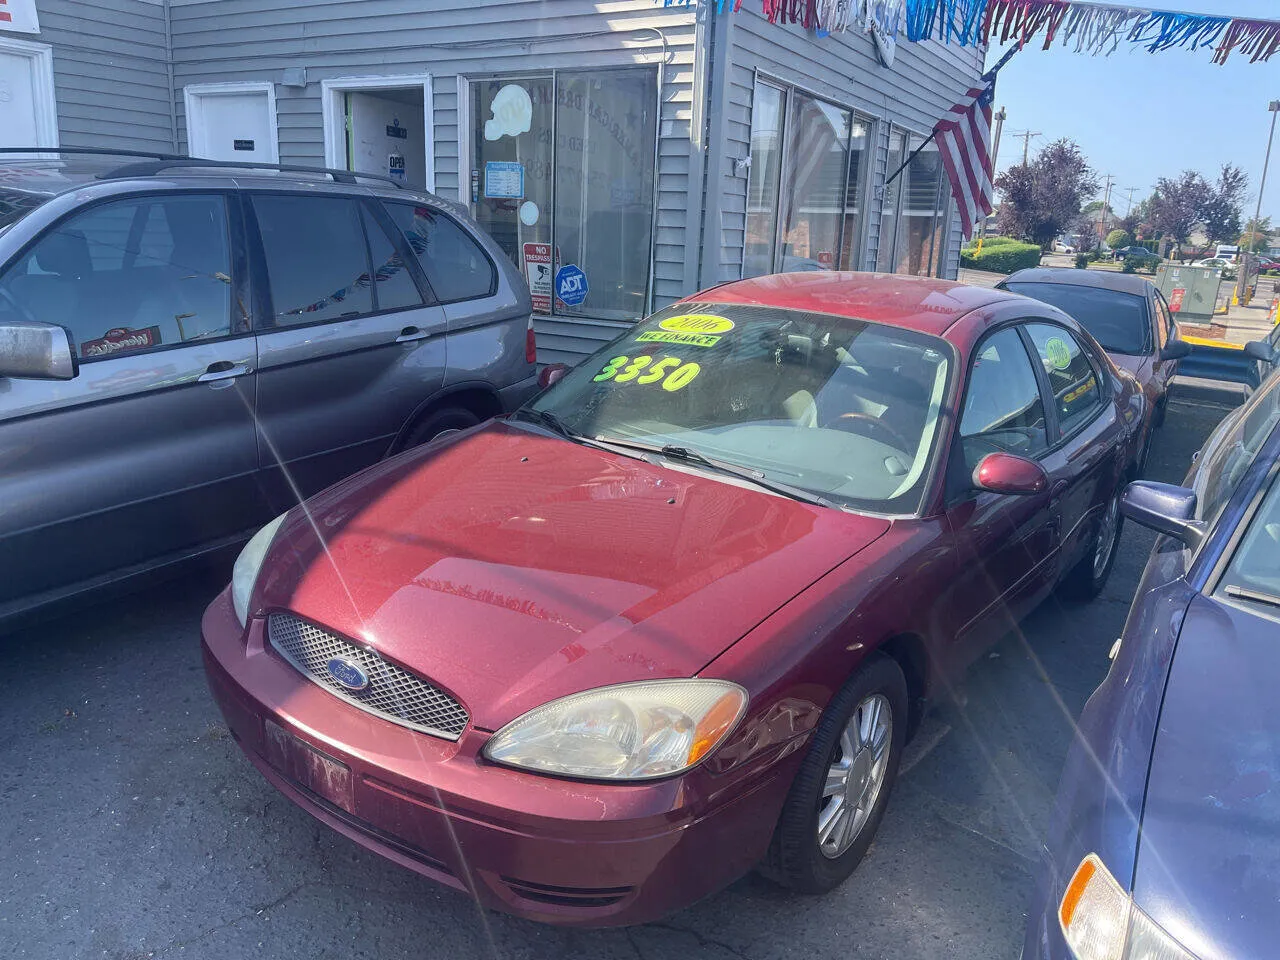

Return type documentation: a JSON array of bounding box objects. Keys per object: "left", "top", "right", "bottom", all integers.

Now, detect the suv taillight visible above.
[{"left": 526, "top": 321, "right": 537, "bottom": 365}]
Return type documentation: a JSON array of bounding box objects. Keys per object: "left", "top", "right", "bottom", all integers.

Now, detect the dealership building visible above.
[{"left": 2, "top": 0, "right": 983, "bottom": 364}]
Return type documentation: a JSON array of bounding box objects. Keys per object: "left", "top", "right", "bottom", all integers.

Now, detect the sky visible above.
[{"left": 984, "top": 0, "right": 1280, "bottom": 227}]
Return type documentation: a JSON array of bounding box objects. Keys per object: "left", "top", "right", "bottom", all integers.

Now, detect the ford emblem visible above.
[{"left": 326, "top": 657, "right": 370, "bottom": 692}]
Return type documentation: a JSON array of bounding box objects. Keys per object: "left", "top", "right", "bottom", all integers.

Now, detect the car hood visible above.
[
  {"left": 1108, "top": 352, "right": 1151, "bottom": 384},
  {"left": 255, "top": 422, "right": 890, "bottom": 730},
  {"left": 1132, "top": 593, "right": 1280, "bottom": 959}
]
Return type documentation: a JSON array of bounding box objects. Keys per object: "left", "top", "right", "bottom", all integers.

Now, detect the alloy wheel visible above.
[
  {"left": 1093, "top": 494, "right": 1121, "bottom": 578},
  {"left": 817, "top": 693, "right": 892, "bottom": 859}
]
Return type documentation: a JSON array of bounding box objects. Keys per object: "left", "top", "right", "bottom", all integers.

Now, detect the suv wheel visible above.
[{"left": 403, "top": 407, "right": 480, "bottom": 449}]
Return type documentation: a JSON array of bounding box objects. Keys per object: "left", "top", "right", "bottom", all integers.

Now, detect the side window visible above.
[
  {"left": 1153, "top": 294, "right": 1172, "bottom": 346},
  {"left": 0, "top": 195, "right": 234, "bottom": 359},
  {"left": 1024, "top": 323, "right": 1104, "bottom": 438},
  {"left": 958, "top": 327, "right": 1049, "bottom": 460},
  {"left": 252, "top": 196, "right": 373, "bottom": 326},
  {"left": 360, "top": 205, "right": 425, "bottom": 313},
  {"left": 382, "top": 202, "right": 496, "bottom": 303}
]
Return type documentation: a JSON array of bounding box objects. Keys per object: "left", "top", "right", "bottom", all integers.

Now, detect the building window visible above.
[
  {"left": 744, "top": 80, "right": 871, "bottom": 278},
  {"left": 470, "top": 69, "right": 657, "bottom": 321},
  {"left": 877, "top": 131, "right": 953, "bottom": 278}
]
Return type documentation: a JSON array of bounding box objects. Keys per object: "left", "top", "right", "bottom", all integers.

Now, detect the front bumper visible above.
[{"left": 200, "top": 587, "right": 792, "bottom": 926}]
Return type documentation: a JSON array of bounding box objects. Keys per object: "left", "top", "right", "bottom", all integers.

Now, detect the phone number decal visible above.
[{"left": 592, "top": 355, "right": 702, "bottom": 391}]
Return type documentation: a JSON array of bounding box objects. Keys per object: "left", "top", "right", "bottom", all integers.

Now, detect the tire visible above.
[
  {"left": 760, "top": 654, "right": 908, "bottom": 894},
  {"left": 402, "top": 407, "right": 480, "bottom": 449},
  {"left": 1057, "top": 488, "right": 1123, "bottom": 602},
  {"left": 1153, "top": 395, "right": 1168, "bottom": 430}
]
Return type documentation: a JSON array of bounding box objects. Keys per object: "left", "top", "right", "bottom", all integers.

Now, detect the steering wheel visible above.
[
  {"left": 0, "top": 285, "right": 38, "bottom": 325},
  {"left": 827, "top": 412, "right": 911, "bottom": 451}
]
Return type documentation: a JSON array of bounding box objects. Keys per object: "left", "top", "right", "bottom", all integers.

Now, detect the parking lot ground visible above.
[{"left": 0, "top": 382, "right": 1239, "bottom": 960}]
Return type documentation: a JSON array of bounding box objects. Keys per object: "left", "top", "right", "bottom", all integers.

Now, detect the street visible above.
[{"left": 0, "top": 381, "right": 1238, "bottom": 960}]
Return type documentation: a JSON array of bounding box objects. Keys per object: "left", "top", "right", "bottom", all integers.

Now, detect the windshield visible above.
[
  {"left": 1004, "top": 281, "right": 1151, "bottom": 355},
  {"left": 528, "top": 303, "right": 955, "bottom": 514},
  {"left": 0, "top": 189, "right": 52, "bottom": 234}
]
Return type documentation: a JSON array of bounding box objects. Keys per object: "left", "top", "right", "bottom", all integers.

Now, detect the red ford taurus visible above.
[{"left": 202, "top": 273, "right": 1144, "bottom": 926}]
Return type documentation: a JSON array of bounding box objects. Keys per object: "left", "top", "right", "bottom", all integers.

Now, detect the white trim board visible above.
[
  {"left": 321, "top": 74, "right": 435, "bottom": 193},
  {"left": 0, "top": 36, "right": 58, "bottom": 147},
  {"left": 183, "top": 81, "right": 279, "bottom": 162}
]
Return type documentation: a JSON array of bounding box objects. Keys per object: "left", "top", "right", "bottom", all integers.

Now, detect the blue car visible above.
[{"left": 1024, "top": 368, "right": 1280, "bottom": 960}]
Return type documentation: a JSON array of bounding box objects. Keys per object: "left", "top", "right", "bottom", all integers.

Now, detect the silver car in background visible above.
[{"left": 0, "top": 149, "right": 538, "bottom": 627}]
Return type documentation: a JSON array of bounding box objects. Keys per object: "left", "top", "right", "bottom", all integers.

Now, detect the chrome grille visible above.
[{"left": 266, "top": 613, "right": 469, "bottom": 740}]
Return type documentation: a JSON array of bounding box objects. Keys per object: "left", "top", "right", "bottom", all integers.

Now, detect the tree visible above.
[
  {"left": 1149, "top": 171, "right": 1212, "bottom": 251},
  {"left": 1106, "top": 228, "right": 1133, "bottom": 249},
  {"left": 1201, "top": 164, "right": 1249, "bottom": 250},
  {"left": 995, "top": 139, "right": 1099, "bottom": 248},
  {"left": 1239, "top": 216, "right": 1273, "bottom": 253}
]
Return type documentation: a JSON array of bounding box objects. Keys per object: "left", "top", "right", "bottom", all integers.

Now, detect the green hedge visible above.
[
  {"left": 963, "top": 235, "right": 1021, "bottom": 250},
  {"left": 960, "top": 241, "right": 1043, "bottom": 274}
]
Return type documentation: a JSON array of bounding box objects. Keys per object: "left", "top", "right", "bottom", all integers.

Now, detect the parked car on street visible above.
[
  {"left": 1052, "top": 239, "right": 1076, "bottom": 254},
  {"left": 1110, "top": 245, "right": 1156, "bottom": 262},
  {"left": 1200, "top": 257, "right": 1238, "bottom": 280},
  {"left": 0, "top": 149, "right": 538, "bottom": 627},
  {"left": 998, "top": 268, "right": 1190, "bottom": 471},
  {"left": 204, "top": 272, "right": 1146, "bottom": 926},
  {"left": 1024, "top": 365, "right": 1280, "bottom": 960}
]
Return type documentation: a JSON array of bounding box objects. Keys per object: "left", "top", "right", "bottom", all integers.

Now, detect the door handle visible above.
[
  {"left": 198, "top": 361, "right": 250, "bottom": 383},
  {"left": 396, "top": 326, "right": 431, "bottom": 343}
]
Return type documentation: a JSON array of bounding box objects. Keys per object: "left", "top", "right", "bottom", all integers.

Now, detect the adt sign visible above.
[{"left": 555, "top": 264, "right": 588, "bottom": 306}]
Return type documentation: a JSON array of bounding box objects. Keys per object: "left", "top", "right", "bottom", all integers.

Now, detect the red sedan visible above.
[{"left": 202, "top": 273, "right": 1144, "bottom": 926}]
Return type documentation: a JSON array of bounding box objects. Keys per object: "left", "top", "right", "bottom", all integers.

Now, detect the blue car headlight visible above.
[{"left": 1060, "top": 854, "right": 1197, "bottom": 960}]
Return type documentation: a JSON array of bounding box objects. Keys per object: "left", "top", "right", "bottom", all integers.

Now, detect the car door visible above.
[
  {"left": 942, "top": 325, "right": 1060, "bottom": 657},
  {"left": 0, "top": 191, "right": 261, "bottom": 615},
  {"left": 1021, "top": 322, "right": 1121, "bottom": 576},
  {"left": 247, "top": 192, "right": 447, "bottom": 510}
]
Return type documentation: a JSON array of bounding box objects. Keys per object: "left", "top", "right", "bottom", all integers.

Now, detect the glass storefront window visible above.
[
  {"left": 744, "top": 82, "right": 871, "bottom": 278},
  {"left": 744, "top": 82, "right": 785, "bottom": 279},
  {"left": 471, "top": 70, "right": 656, "bottom": 321},
  {"left": 877, "top": 132, "right": 953, "bottom": 278}
]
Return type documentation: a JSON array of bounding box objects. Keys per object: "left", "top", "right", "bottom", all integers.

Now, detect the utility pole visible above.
[
  {"left": 1020, "top": 130, "right": 1041, "bottom": 166},
  {"left": 1097, "top": 175, "right": 1114, "bottom": 252},
  {"left": 978, "top": 107, "right": 1007, "bottom": 243},
  {"left": 1123, "top": 186, "right": 1139, "bottom": 218},
  {"left": 1238, "top": 100, "right": 1280, "bottom": 306}
]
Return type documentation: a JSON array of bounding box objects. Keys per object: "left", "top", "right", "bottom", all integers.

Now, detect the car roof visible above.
[
  {"left": 1002, "top": 267, "right": 1154, "bottom": 296},
  {"left": 687, "top": 272, "right": 1017, "bottom": 336}
]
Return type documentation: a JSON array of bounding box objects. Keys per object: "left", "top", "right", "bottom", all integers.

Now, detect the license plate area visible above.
[{"left": 264, "top": 720, "right": 355, "bottom": 814}]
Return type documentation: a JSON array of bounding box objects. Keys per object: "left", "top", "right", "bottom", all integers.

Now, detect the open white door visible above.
[
  {"left": 184, "top": 82, "right": 278, "bottom": 163},
  {"left": 0, "top": 37, "right": 58, "bottom": 147}
]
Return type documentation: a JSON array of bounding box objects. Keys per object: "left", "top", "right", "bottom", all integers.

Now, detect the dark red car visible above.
[{"left": 202, "top": 273, "right": 1144, "bottom": 926}]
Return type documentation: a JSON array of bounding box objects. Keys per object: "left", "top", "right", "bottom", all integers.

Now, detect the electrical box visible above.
[{"left": 1156, "top": 263, "right": 1224, "bottom": 323}]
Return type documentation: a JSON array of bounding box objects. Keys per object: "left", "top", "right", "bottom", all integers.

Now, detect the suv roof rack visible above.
[{"left": 0, "top": 146, "right": 409, "bottom": 190}]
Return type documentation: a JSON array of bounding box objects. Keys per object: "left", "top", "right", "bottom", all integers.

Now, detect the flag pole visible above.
[{"left": 882, "top": 42, "right": 1022, "bottom": 190}]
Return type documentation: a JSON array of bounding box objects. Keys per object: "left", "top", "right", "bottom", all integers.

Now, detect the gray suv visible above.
[{"left": 0, "top": 149, "right": 538, "bottom": 626}]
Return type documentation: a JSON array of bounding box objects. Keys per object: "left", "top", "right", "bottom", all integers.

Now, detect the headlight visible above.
[
  {"left": 1060, "top": 854, "right": 1197, "bottom": 960},
  {"left": 484, "top": 679, "right": 747, "bottom": 781},
  {"left": 231, "top": 512, "right": 288, "bottom": 627}
]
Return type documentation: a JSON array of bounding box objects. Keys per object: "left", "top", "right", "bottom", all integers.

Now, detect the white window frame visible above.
[
  {"left": 320, "top": 74, "right": 435, "bottom": 192},
  {"left": 183, "top": 81, "right": 279, "bottom": 163},
  {"left": 0, "top": 36, "right": 58, "bottom": 147}
]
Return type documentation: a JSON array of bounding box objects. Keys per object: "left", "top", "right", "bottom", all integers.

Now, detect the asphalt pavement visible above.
[{"left": 0, "top": 380, "right": 1241, "bottom": 960}]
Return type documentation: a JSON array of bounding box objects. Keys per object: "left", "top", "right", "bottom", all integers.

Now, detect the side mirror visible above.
[
  {"left": 1120, "top": 481, "right": 1207, "bottom": 548},
  {"left": 0, "top": 321, "right": 76, "bottom": 381},
  {"left": 538, "top": 362, "right": 569, "bottom": 390},
  {"left": 1244, "top": 340, "right": 1277, "bottom": 364},
  {"left": 973, "top": 452, "right": 1048, "bottom": 496},
  {"left": 1160, "top": 339, "right": 1191, "bottom": 361}
]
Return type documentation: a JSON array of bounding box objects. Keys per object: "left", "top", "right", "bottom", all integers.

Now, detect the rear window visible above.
[{"left": 1004, "top": 281, "right": 1151, "bottom": 356}]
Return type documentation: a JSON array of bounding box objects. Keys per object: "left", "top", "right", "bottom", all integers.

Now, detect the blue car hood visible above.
[{"left": 1134, "top": 593, "right": 1280, "bottom": 960}]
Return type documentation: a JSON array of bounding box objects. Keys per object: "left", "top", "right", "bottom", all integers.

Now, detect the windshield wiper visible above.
[
  {"left": 591, "top": 436, "right": 832, "bottom": 507},
  {"left": 1224, "top": 584, "right": 1280, "bottom": 609},
  {"left": 510, "top": 407, "right": 577, "bottom": 440}
]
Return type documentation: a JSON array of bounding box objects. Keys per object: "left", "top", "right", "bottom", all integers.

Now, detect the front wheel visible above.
[
  {"left": 759, "top": 655, "right": 908, "bottom": 894},
  {"left": 1058, "top": 490, "right": 1123, "bottom": 601}
]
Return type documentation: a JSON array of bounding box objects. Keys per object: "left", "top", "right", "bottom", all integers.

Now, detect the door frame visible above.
[
  {"left": 0, "top": 36, "right": 59, "bottom": 147},
  {"left": 183, "top": 81, "right": 279, "bottom": 162},
  {"left": 321, "top": 74, "right": 434, "bottom": 191}
]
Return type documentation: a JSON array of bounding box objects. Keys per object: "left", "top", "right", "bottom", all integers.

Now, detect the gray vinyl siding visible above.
[
  {"left": 5, "top": 0, "right": 175, "bottom": 151},
  {"left": 167, "top": 0, "right": 696, "bottom": 361},
  {"left": 721, "top": 9, "right": 983, "bottom": 281}
]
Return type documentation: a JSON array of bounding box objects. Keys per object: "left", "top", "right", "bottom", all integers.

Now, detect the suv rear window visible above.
[
  {"left": 1004, "top": 281, "right": 1151, "bottom": 356},
  {"left": 382, "top": 202, "right": 496, "bottom": 304}
]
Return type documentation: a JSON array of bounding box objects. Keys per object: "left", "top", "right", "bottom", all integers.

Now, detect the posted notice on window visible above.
[{"left": 484, "top": 161, "right": 525, "bottom": 200}]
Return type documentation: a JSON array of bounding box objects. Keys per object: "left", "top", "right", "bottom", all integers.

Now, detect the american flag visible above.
[{"left": 934, "top": 80, "right": 996, "bottom": 239}]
